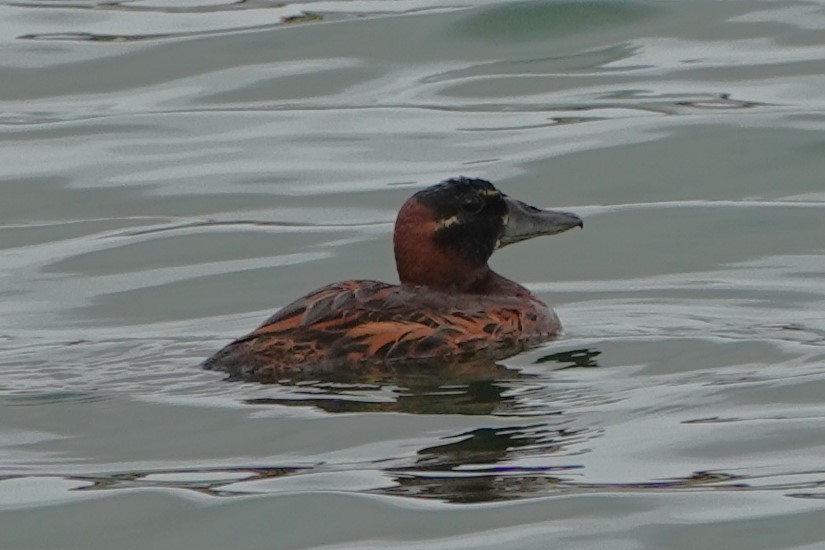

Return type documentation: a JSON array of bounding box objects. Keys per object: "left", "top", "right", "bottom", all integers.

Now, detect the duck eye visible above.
[{"left": 459, "top": 194, "right": 485, "bottom": 214}]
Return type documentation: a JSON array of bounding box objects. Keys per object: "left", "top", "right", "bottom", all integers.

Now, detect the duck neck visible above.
[
  {"left": 396, "top": 255, "right": 533, "bottom": 297},
  {"left": 395, "top": 248, "right": 492, "bottom": 292}
]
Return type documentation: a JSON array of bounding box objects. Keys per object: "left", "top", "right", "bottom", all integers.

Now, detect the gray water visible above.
[{"left": 2, "top": 0, "right": 825, "bottom": 548}]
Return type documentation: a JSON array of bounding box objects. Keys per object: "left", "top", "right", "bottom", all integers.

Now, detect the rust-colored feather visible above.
[{"left": 202, "top": 280, "right": 560, "bottom": 382}]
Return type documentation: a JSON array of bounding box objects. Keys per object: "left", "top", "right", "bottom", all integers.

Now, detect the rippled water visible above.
[{"left": 2, "top": 0, "right": 825, "bottom": 548}]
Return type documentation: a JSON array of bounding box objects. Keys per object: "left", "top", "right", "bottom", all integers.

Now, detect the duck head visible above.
[{"left": 393, "top": 177, "right": 582, "bottom": 291}]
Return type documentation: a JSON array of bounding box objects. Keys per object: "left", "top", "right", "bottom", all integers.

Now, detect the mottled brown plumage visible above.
[
  {"left": 204, "top": 279, "right": 559, "bottom": 382},
  {"left": 203, "top": 177, "right": 582, "bottom": 382}
]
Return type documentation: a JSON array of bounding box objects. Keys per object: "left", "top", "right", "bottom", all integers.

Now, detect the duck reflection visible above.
[
  {"left": 238, "top": 349, "right": 604, "bottom": 502},
  {"left": 243, "top": 348, "right": 603, "bottom": 415},
  {"left": 244, "top": 358, "right": 531, "bottom": 415},
  {"left": 382, "top": 425, "right": 586, "bottom": 503},
  {"left": 414, "top": 425, "right": 563, "bottom": 469},
  {"left": 534, "top": 347, "right": 602, "bottom": 369},
  {"left": 59, "top": 463, "right": 747, "bottom": 504}
]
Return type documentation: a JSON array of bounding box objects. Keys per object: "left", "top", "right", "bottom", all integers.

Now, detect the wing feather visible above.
[{"left": 203, "top": 280, "right": 558, "bottom": 381}]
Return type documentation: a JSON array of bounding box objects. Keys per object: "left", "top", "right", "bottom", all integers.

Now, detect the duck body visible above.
[
  {"left": 203, "top": 278, "right": 560, "bottom": 381},
  {"left": 204, "top": 177, "right": 581, "bottom": 382}
]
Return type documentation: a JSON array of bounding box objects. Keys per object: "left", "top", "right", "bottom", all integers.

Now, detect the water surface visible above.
[{"left": 2, "top": 0, "right": 825, "bottom": 548}]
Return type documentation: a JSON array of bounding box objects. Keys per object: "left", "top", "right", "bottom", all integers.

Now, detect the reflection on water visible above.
[
  {"left": 246, "top": 378, "right": 521, "bottom": 415},
  {"left": 243, "top": 359, "right": 526, "bottom": 415},
  {"left": 235, "top": 350, "right": 604, "bottom": 502},
  {"left": 3, "top": 0, "right": 825, "bottom": 546},
  {"left": 15, "top": 454, "right": 824, "bottom": 505},
  {"left": 536, "top": 348, "right": 602, "bottom": 369},
  {"left": 242, "top": 347, "right": 603, "bottom": 414}
]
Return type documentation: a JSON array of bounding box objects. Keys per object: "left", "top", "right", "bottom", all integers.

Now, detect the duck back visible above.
[{"left": 203, "top": 280, "right": 560, "bottom": 382}]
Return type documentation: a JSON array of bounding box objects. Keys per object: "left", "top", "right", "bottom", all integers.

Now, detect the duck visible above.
[{"left": 203, "top": 177, "right": 582, "bottom": 382}]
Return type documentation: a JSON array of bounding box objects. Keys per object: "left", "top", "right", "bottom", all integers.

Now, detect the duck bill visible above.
[{"left": 498, "top": 197, "right": 583, "bottom": 248}]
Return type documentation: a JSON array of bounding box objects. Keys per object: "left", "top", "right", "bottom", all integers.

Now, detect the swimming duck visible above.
[{"left": 203, "top": 177, "right": 582, "bottom": 381}]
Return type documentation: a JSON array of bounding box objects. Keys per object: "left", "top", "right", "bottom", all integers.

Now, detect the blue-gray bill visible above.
[{"left": 498, "top": 197, "right": 583, "bottom": 248}]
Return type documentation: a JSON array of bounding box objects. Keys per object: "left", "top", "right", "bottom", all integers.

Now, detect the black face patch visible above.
[{"left": 414, "top": 177, "right": 508, "bottom": 265}]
